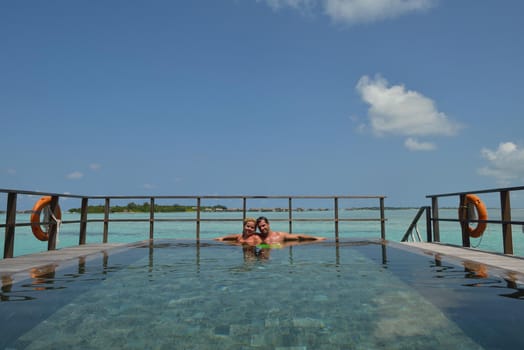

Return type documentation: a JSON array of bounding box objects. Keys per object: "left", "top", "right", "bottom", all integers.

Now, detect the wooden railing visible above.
[
  {"left": 0, "top": 189, "right": 387, "bottom": 258},
  {"left": 419, "top": 186, "right": 524, "bottom": 254},
  {"left": 400, "top": 206, "right": 431, "bottom": 242}
]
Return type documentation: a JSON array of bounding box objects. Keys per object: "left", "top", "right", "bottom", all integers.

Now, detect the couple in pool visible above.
[{"left": 215, "top": 216, "right": 326, "bottom": 245}]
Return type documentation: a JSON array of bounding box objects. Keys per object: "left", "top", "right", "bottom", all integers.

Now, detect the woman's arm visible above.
[{"left": 214, "top": 234, "right": 241, "bottom": 241}]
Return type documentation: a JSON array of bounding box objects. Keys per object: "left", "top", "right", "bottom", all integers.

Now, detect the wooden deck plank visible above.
[{"left": 400, "top": 241, "right": 524, "bottom": 281}]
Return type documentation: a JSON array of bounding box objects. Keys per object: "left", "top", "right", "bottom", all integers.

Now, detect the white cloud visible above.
[
  {"left": 478, "top": 142, "right": 524, "bottom": 185},
  {"left": 89, "top": 163, "right": 101, "bottom": 171},
  {"left": 257, "top": 0, "right": 436, "bottom": 24},
  {"left": 324, "top": 0, "right": 436, "bottom": 24},
  {"left": 404, "top": 137, "right": 435, "bottom": 151},
  {"left": 356, "top": 75, "right": 460, "bottom": 137},
  {"left": 259, "top": 0, "right": 315, "bottom": 11},
  {"left": 66, "top": 171, "right": 84, "bottom": 180},
  {"left": 6, "top": 168, "right": 16, "bottom": 175},
  {"left": 144, "top": 183, "right": 155, "bottom": 189},
  {"left": 356, "top": 75, "right": 461, "bottom": 150}
]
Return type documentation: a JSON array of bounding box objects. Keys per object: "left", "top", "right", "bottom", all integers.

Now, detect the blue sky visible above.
[{"left": 1, "top": 0, "right": 524, "bottom": 208}]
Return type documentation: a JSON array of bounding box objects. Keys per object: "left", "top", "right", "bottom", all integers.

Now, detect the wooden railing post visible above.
[
  {"left": 288, "top": 197, "right": 293, "bottom": 233},
  {"left": 196, "top": 197, "right": 201, "bottom": 241},
  {"left": 103, "top": 198, "right": 110, "bottom": 243},
  {"left": 47, "top": 195, "right": 60, "bottom": 251},
  {"left": 334, "top": 197, "right": 339, "bottom": 241},
  {"left": 149, "top": 197, "right": 155, "bottom": 240},
  {"left": 459, "top": 194, "right": 470, "bottom": 248},
  {"left": 3, "top": 192, "right": 17, "bottom": 258},
  {"left": 500, "top": 190, "right": 513, "bottom": 254},
  {"left": 380, "top": 197, "right": 386, "bottom": 240},
  {"left": 431, "top": 197, "right": 440, "bottom": 242},
  {"left": 79, "top": 197, "right": 88, "bottom": 245},
  {"left": 425, "top": 206, "right": 432, "bottom": 242},
  {"left": 242, "top": 197, "right": 247, "bottom": 221}
]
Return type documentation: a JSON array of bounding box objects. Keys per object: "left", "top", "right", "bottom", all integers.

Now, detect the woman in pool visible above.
[{"left": 214, "top": 217, "right": 262, "bottom": 244}]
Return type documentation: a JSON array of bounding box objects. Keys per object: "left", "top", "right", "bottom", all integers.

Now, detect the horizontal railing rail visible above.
[
  {"left": 426, "top": 186, "right": 524, "bottom": 254},
  {"left": 1, "top": 188, "right": 387, "bottom": 259}
]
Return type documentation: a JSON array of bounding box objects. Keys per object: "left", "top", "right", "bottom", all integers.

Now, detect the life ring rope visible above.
[
  {"left": 30, "top": 196, "right": 62, "bottom": 242},
  {"left": 47, "top": 206, "right": 62, "bottom": 243},
  {"left": 458, "top": 194, "right": 488, "bottom": 238}
]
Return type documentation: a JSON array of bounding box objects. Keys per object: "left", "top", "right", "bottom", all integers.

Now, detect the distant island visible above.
[
  {"left": 65, "top": 202, "right": 424, "bottom": 214},
  {"left": 1, "top": 205, "right": 466, "bottom": 214},
  {"left": 67, "top": 202, "right": 226, "bottom": 214}
]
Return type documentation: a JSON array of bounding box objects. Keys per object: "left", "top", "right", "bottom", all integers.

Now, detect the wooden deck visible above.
[
  {"left": 399, "top": 241, "right": 524, "bottom": 282},
  {"left": 0, "top": 242, "right": 135, "bottom": 286}
]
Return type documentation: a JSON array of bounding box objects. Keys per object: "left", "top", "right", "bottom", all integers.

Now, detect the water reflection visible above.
[
  {"left": 1, "top": 276, "right": 15, "bottom": 301},
  {"left": 28, "top": 264, "right": 58, "bottom": 291},
  {"left": 3, "top": 239, "right": 524, "bottom": 305},
  {"left": 222, "top": 240, "right": 329, "bottom": 264},
  {"left": 0, "top": 252, "right": 110, "bottom": 302},
  {"left": 428, "top": 252, "right": 524, "bottom": 300}
]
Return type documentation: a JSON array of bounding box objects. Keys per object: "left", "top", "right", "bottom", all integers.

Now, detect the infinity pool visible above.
[{"left": 1, "top": 239, "right": 523, "bottom": 349}]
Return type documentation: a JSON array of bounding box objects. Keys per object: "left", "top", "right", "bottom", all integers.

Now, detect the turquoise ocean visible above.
[{"left": 2, "top": 208, "right": 524, "bottom": 258}]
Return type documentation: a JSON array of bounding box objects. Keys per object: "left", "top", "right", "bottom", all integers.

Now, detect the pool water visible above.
[{"left": 1, "top": 239, "right": 523, "bottom": 349}]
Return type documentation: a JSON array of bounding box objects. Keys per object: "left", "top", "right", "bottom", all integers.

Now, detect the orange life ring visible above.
[
  {"left": 30, "top": 196, "right": 62, "bottom": 241},
  {"left": 458, "top": 194, "right": 488, "bottom": 238}
]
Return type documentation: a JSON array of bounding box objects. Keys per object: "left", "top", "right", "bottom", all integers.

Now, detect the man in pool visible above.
[
  {"left": 256, "top": 216, "right": 326, "bottom": 244},
  {"left": 214, "top": 217, "right": 262, "bottom": 244}
]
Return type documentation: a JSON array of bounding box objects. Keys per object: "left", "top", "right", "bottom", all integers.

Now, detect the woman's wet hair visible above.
[{"left": 243, "top": 217, "right": 256, "bottom": 225}]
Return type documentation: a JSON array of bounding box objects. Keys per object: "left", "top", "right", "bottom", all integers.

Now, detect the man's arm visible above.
[{"left": 281, "top": 233, "right": 326, "bottom": 241}]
